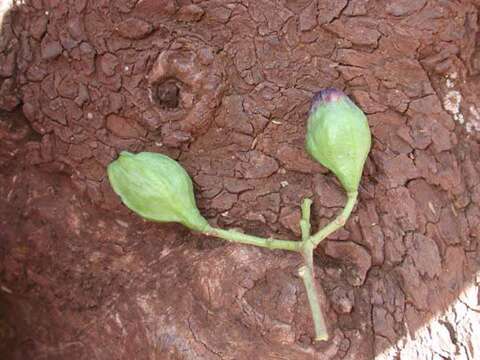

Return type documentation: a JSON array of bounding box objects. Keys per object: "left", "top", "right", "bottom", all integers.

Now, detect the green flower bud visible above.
[
  {"left": 107, "top": 151, "right": 209, "bottom": 232},
  {"left": 305, "top": 88, "right": 371, "bottom": 193}
]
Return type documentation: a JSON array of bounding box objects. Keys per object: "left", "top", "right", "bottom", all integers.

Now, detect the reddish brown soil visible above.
[{"left": 1, "top": 1, "right": 480, "bottom": 359}]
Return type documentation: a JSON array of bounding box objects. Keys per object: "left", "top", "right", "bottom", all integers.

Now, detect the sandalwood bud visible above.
[
  {"left": 305, "top": 88, "right": 371, "bottom": 193},
  {"left": 107, "top": 151, "right": 208, "bottom": 232}
]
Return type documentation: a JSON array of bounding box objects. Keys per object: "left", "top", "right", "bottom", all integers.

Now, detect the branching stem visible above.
[{"left": 202, "top": 191, "right": 358, "bottom": 342}]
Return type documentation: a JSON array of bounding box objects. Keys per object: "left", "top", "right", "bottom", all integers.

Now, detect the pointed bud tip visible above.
[
  {"left": 120, "top": 151, "right": 134, "bottom": 157},
  {"left": 310, "top": 88, "right": 347, "bottom": 114}
]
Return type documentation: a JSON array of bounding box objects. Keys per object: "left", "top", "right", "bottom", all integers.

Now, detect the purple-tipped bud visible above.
[
  {"left": 310, "top": 88, "right": 348, "bottom": 115},
  {"left": 306, "top": 88, "right": 371, "bottom": 193}
]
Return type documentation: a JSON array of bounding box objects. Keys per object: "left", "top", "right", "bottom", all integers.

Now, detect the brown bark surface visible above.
[{"left": 1, "top": 1, "right": 480, "bottom": 359}]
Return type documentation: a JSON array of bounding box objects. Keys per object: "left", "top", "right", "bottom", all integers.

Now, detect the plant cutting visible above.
[{"left": 107, "top": 88, "right": 371, "bottom": 341}]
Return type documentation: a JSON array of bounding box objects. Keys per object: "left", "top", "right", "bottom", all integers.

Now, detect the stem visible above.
[
  {"left": 299, "top": 198, "right": 328, "bottom": 341},
  {"left": 200, "top": 192, "right": 358, "bottom": 342},
  {"left": 300, "top": 198, "right": 312, "bottom": 242},
  {"left": 204, "top": 225, "right": 301, "bottom": 252},
  {"left": 298, "top": 263, "right": 328, "bottom": 341},
  {"left": 309, "top": 191, "right": 358, "bottom": 247}
]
